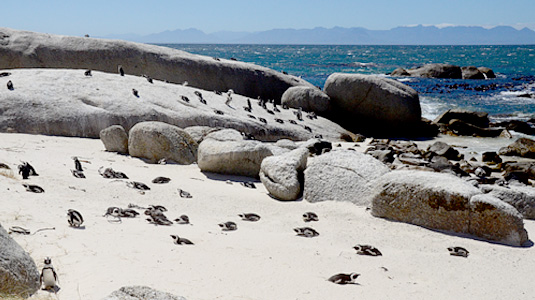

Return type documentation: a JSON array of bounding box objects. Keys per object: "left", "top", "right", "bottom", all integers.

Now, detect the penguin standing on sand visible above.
[
  {"left": 67, "top": 209, "right": 84, "bottom": 227},
  {"left": 40, "top": 257, "right": 58, "bottom": 291}
]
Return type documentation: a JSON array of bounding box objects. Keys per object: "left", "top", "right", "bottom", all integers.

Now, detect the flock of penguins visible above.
[
  {"left": 4, "top": 66, "right": 322, "bottom": 138},
  {"left": 9, "top": 156, "right": 471, "bottom": 293},
  {"left": 4, "top": 67, "right": 470, "bottom": 294}
]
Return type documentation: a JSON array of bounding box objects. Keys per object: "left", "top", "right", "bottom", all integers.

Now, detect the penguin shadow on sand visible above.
[{"left": 201, "top": 172, "right": 261, "bottom": 189}]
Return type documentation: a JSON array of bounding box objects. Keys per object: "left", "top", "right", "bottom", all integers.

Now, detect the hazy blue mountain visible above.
[{"left": 100, "top": 25, "right": 535, "bottom": 45}]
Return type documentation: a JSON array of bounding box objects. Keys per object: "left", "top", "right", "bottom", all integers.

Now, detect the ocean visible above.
[{"left": 160, "top": 44, "right": 535, "bottom": 122}]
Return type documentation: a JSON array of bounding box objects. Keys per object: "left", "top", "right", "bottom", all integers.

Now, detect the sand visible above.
[{"left": 1, "top": 132, "right": 534, "bottom": 300}]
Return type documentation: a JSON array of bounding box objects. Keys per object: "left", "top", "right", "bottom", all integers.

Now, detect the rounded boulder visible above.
[
  {"left": 128, "top": 121, "right": 198, "bottom": 164},
  {"left": 324, "top": 73, "right": 421, "bottom": 133},
  {"left": 281, "top": 86, "right": 330, "bottom": 113}
]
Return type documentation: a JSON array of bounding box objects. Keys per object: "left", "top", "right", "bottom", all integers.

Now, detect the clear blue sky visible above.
[{"left": 3, "top": 0, "right": 535, "bottom": 36}]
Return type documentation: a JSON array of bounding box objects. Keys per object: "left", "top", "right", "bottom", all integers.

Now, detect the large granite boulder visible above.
[
  {"left": 259, "top": 147, "right": 309, "bottom": 201},
  {"left": 390, "top": 67, "right": 411, "bottom": 77},
  {"left": 406, "top": 64, "right": 462, "bottom": 79},
  {"left": 323, "top": 73, "right": 422, "bottom": 135},
  {"left": 0, "top": 223, "right": 40, "bottom": 297},
  {"left": 102, "top": 286, "right": 186, "bottom": 300},
  {"left": 461, "top": 66, "right": 486, "bottom": 79},
  {"left": 481, "top": 185, "right": 535, "bottom": 220},
  {"left": 0, "top": 69, "right": 351, "bottom": 141},
  {"left": 100, "top": 125, "right": 129, "bottom": 154},
  {"left": 499, "top": 138, "right": 535, "bottom": 158},
  {"left": 370, "top": 171, "right": 529, "bottom": 246},
  {"left": 128, "top": 121, "right": 198, "bottom": 164},
  {"left": 448, "top": 119, "right": 505, "bottom": 137},
  {"left": 303, "top": 150, "right": 390, "bottom": 205},
  {"left": 281, "top": 86, "right": 330, "bottom": 113},
  {"left": 0, "top": 27, "right": 313, "bottom": 101},
  {"left": 197, "top": 139, "right": 273, "bottom": 177},
  {"left": 469, "top": 194, "right": 528, "bottom": 246},
  {"left": 478, "top": 67, "right": 496, "bottom": 79},
  {"left": 434, "top": 109, "right": 490, "bottom": 128}
]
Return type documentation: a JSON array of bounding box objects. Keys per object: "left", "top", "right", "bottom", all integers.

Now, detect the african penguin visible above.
[
  {"left": 132, "top": 89, "right": 139, "bottom": 97},
  {"left": 40, "top": 257, "right": 58, "bottom": 290},
  {"left": 127, "top": 181, "right": 150, "bottom": 190},
  {"left": 353, "top": 244, "right": 382, "bottom": 256},
  {"left": 84, "top": 69, "right": 92, "bottom": 76},
  {"left": 7, "top": 80, "right": 13, "bottom": 90},
  {"left": 67, "top": 209, "right": 84, "bottom": 227},
  {"left": 240, "top": 182, "right": 256, "bottom": 189},
  {"left": 327, "top": 272, "right": 360, "bottom": 285},
  {"left": 302, "top": 212, "right": 319, "bottom": 222},
  {"left": 219, "top": 221, "right": 237, "bottom": 231},
  {"left": 448, "top": 246, "right": 469, "bottom": 257},
  {"left": 171, "top": 235, "right": 194, "bottom": 245},
  {"left": 294, "top": 227, "right": 319, "bottom": 237},
  {"left": 118, "top": 65, "right": 124, "bottom": 76},
  {"left": 225, "top": 89, "right": 233, "bottom": 106},
  {"left": 174, "top": 215, "right": 190, "bottom": 224},
  {"left": 23, "top": 184, "right": 44, "bottom": 193},
  {"left": 178, "top": 188, "right": 192, "bottom": 198},
  {"left": 18, "top": 162, "right": 38, "bottom": 179},
  {"left": 152, "top": 176, "right": 171, "bottom": 184},
  {"left": 239, "top": 213, "right": 261, "bottom": 222}
]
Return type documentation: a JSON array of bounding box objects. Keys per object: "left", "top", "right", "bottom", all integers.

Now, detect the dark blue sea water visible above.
[{"left": 160, "top": 44, "right": 535, "bottom": 122}]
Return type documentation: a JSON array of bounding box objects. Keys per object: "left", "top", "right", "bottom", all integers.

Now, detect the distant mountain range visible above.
[{"left": 101, "top": 25, "right": 535, "bottom": 45}]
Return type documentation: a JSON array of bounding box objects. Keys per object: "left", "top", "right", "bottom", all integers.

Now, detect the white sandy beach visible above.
[{"left": 1, "top": 132, "right": 534, "bottom": 300}]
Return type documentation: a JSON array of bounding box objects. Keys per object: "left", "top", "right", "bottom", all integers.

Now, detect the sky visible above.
[{"left": 2, "top": 0, "right": 535, "bottom": 36}]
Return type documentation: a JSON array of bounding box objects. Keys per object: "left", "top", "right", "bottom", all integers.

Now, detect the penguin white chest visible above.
[{"left": 42, "top": 268, "right": 56, "bottom": 288}]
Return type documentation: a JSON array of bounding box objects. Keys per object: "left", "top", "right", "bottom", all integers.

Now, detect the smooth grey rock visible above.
[
  {"left": 260, "top": 148, "right": 309, "bottom": 201},
  {"left": 390, "top": 67, "right": 411, "bottom": 76},
  {"left": 100, "top": 125, "right": 129, "bottom": 154},
  {"left": 101, "top": 286, "right": 186, "bottom": 300},
  {"left": 499, "top": 137, "right": 535, "bottom": 159},
  {"left": 0, "top": 27, "right": 313, "bottom": 102},
  {"left": 434, "top": 109, "right": 490, "bottom": 128},
  {"left": 448, "top": 119, "right": 504, "bottom": 137},
  {"left": 0, "top": 69, "right": 350, "bottom": 141},
  {"left": 197, "top": 139, "right": 273, "bottom": 177},
  {"left": 183, "top": 126, "right": 220, "bottom": 144},
  {"left": 477, "top": 67, "right": 496, "bottom": 79},
  {"left": 426, "top": 141, "right": 463, "bottom": 161},
  {"left": 304, "top": 150, "right": 390, "bottom": 205},
  {"left": 371, "top": 171, "right": 529, "bottom": 246},
  {"left": 0, "top": 223, "right": 40, "bottom": 297},
  {"left": 275, "top": 139, "right": 298, "bottom": 150},
  {"left": 128, "top": 121, "right": 198, "bottom": 164},
  {"left": 203, "top": 128, "right": 244, "bottom": 142},
  {"left": 469, "top": 194, "right": 528, "bottom": 246},
  {"left": 482, "top": 185, "right": 535, "bottom": 219},
  {"left": 323, "top": 73, "right": 421, "bottom": 135},
  {"left": 281, "top": 86, "right": 330, "bottom": 113},
  {"left": 461, "top": 66, "right": 485, "bottom": 79},
  {"left": 371, "top": 171, "right": 478, "bottom": 233},
  {"left": 407, "top": 63, "right": 462, "bottom": 79}
]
